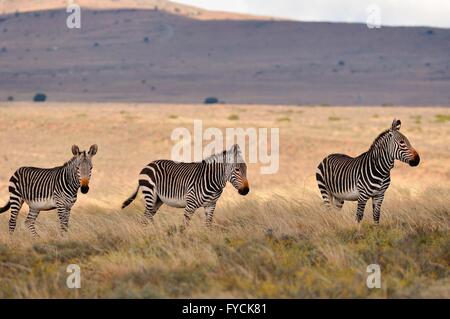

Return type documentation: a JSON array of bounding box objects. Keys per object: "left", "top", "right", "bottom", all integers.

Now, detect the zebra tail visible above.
[
  {"left": 122, "top": 186, "right": 139, "bottom": 209},
  {"left": 0, "top": 201, "right": 11, "bottom": 214}
]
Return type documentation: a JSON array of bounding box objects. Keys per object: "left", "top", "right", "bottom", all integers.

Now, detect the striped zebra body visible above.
[
  {"left": 122, "top": 144, "right": 249, "bottom": 227},
  {"left": 0, "top": 145, "right": 98, "bottom": 236},
  {"left": 316, "top": 119, "right": 420, "bottom": 223}
]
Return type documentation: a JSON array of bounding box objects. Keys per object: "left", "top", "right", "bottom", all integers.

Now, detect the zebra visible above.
[
  {"left": 0, "top": 144, "right": 98, "bottom": 237},
  {"left": 316, "top": 119, "right": 420, "bottom": 224},
  {"left": 122, "top": 144, "right": 250, "bottom": 227}
]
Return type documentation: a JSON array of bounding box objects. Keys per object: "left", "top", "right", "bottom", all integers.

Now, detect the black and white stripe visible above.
[
  {"left": 316, "top": 119, "right": 420, "bottom": 223},
  {"left": 122, "top": 144, "right": 249, "bottom": 227},
  {"left": 0, "top": 145, "right": 98, "bottom": 236}
]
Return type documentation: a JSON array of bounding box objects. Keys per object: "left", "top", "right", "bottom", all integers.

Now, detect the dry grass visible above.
[{"left": 0, "top": 103, "right": 448, "bottom": 298}]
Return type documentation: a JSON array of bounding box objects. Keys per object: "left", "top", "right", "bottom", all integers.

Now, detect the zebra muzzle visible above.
[
  {"left": 409, "top": 153, "right": 420, "bottom": 167},
  {"left": 80, "top": 179, "right": 90, "bottom": 194},
  {"left": 80, "top": 185, "right": 89, "bottom": 194},
  {"left": 238, "top": 180, "right": 250, "bottom": 196}
]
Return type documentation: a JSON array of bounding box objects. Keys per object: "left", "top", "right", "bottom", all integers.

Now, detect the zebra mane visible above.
[
  {"left": 203, "top": 145, "right": 243, "bottom": 164},
  {"left": 63, "top": 155, "right": 80, "bottom": 167},
  {"left": 370, "top": 129, "right": 390, "bottom": 150}
]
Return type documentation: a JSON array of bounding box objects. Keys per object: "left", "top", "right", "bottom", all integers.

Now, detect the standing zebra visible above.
[
  {"left": 0, "top": 145, "right": 98, "bottom": 237},
  {"left": 316, "top": 119, "right": 420, "bottom": 223},
  {"left": 122, "top": 144, "right": 250, "bottom": 227}
]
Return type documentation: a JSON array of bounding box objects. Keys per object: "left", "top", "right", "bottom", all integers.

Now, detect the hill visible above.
[{"left": 0, "top": 1, "right": 449, "bottom": 105}]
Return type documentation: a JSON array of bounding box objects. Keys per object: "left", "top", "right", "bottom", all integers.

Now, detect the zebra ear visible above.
[
  {"left": 88, "top": 144, "right": 98, "bottom": 156},
  {"left": 72, "top": 145, "right": 80, "bottom": 156},
  {"left": 229, "top": 144, "right": 241, "bottom": 154},
  {"left": 391, "top": 119, "right": 401, "bottom": 131}
]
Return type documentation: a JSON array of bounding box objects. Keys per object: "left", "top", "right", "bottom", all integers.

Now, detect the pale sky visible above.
[{"left": 171, "top": 0, "right": 450, "bottom": 28}]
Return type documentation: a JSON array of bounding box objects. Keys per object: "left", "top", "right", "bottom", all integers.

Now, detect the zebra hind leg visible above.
[
  {"left": 25, "top": 209, "right": 41, "bottom": 238},
  {"left": 142, "top": 191, "right": 162, "bottom": 225},
  {"left": 8, "top": 197, "right": 24, "bottom": 235},
  {"left": 318, "top": 186, "right": 332, "bottom": 208}
]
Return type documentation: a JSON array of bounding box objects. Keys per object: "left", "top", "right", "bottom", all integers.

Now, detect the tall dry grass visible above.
[{"left": 0, "top": 186, "right": 448, "bottom": 298}]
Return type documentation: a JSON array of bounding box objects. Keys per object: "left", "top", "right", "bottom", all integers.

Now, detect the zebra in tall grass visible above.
[
  {"left": 316, "top": 119, "right": 420, "bottom": 223},
  {"left": 0, "top": 145, "right": 98, "bottom": 237},
  {"left": 122, "top": 144, "right": 250, "bottom": 227}
]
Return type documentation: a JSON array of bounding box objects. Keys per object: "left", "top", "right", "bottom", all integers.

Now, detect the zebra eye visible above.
[{"left": 399, "top": 140, "right": 405, "bottom": 145}]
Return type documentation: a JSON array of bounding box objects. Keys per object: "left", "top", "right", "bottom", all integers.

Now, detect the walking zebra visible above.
[
  {"left": 0, "top": 145, "right": 98, "bottom": 237},
  {"left": 316, "top": 119, "right": 420, "bottom": 223},
  {"left": 122, "top": 144, "right": 250, "bottom": 227}
]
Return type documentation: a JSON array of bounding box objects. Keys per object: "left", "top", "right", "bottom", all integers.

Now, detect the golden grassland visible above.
[{"left": 0, "top": 103, "right": 449, "bottom": 298}]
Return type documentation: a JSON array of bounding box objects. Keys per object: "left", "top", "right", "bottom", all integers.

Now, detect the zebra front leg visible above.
[
  {"left": 183, "top": 201, "right": 200, "bottom": 228},
  {"left": 204, "top": 203, "right": 216, "bottom": 228},
  {"left": 57, "top": 206, "right": 70, "bottom": 234},
  {"left": 25, "top": 209, "right": 41, "bottom": 238},
  {"left": 8, "top": 197, "right": 24, "bottom": 235},
  {"left": 355, "top": 195, "right": 369, "bottom": 223},
  {"left": 372, "top": 194, "right": 385, "bottom": 224}
]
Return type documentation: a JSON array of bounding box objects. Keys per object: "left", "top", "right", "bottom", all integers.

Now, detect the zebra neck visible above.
[
  {"left": 204, "top": 162, "right": 227, "bottom": 189},
  {"left": 63, "top": 158, "right": 80, "bottom": 192},
  {"left": 217, "top": 162, "right": 228, "bottom": 189},
  {"left": 369, "top": 148, "right": 394, "bottom": 175}
]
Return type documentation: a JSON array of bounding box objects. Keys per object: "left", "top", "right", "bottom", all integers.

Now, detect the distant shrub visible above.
[
  {"left": 328, "top": 116, "right": 340, "bottom": 121},
  {"left": 426, "top": 30, "right": 434, "bottom": 35},
  {"left": 277, "top": 116, "right": 291, "bottom": 122},
  {"left": 338, "top": 60, "right": 345, "bottom": 66},
  {"left": 33, "top": 93, "right": 47, "bottom": 102},
  {"left": 228, "top": 114, "right": 239, "bottom": 121},
  {"left": 93, "top": 42, "right": 100, "bottom": 47},
  {"left": 204, "top": 97, "right": 219, "bottom": 104},
  {"left": 7, "top": 96, "right": 14, "bottom": 101},
  {"left": 143, "top": 37, "right": 150, "bottom": 43},
  {"left": 435, "top": 114, "right": 450, "bottom": 123},
  {"left": 169, "top": 114, "right": 178, "bottom": 119},
  {"left": 1, "top": 47, "right": 7, "bottom": 53}
]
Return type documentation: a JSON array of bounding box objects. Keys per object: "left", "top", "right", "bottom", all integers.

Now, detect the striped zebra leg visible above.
[
  {"left": 25, "top": 209, "right": 40, "bottom": 238},
  {"left": 184, "top": 198, "right": 200, "bottom": 227},
  {"left": 316, "top": 166, "right": 332, "bottom": 207},
  {"left": 372, "top": 194, "right": 385, "bottom": 224},
  {"left": 204, "top": 203, "right": 216, "bottom": 227},
  {"left": 142, "top": 189, "right": 162, "bottom": 225},
  {"left": 8, "top": 197, "right": 24, "bottom": 235},
  {"left": 356, "top": 194, "right": 369, "bottom": 223},
  {"left": 57, "top": 206, "right": 70, "bottom": 233}
]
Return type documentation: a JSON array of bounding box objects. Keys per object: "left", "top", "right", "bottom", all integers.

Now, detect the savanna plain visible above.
[{"left": 0, "top": 103, "right": 448, "bottom": 298}]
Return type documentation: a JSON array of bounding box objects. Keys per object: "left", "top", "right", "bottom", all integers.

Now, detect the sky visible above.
[{"left": 171, "top": 0, "right": 450, "bottom": 28}]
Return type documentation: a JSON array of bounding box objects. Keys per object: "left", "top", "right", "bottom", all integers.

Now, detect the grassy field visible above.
[{"left": 0, "top": 103, "right": 448, "bottom": 298}]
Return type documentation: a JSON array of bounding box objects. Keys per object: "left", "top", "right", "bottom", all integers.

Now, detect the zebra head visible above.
[
  {"left": 72, "top": 144, "right": 98, "bottom": 194},
  {"left": 388, "top": 119, "right": 420, "bottom": 167},
  {"left": 225, "top": 144, "right": 250, "bottom": 196}
]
